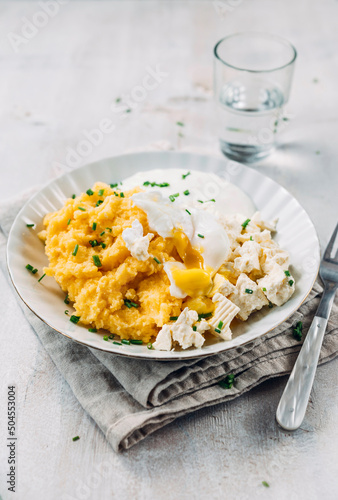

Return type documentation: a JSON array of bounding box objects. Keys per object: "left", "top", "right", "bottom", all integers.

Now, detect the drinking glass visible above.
[{"left": 214, "top": 32, "right": 297, "bottom": 163}]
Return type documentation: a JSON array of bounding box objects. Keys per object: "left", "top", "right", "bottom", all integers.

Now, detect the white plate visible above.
[{"left": 7, "top": 152, "right": 320, "bottom": 360}]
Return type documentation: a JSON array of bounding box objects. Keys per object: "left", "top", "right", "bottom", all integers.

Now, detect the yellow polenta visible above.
[{"left": 40, "top": 182, "right": 183, "bottom": 342}]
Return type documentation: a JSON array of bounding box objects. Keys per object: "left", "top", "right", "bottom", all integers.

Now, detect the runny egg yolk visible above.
[{"left": 170, "top": 230, "right": 213, "bottom": 297}]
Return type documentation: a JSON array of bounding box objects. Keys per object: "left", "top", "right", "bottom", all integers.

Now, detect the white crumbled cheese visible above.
[
  {"left": 208, "top": 293, "right": 240, "bottom": 340},
  {"left": 122, "top": 219, "right": 153, "bottom": 261},
  {"left": 208, "top": 273, "right": 236, "bottom": 297},
  {"left": 258, "top": 263, "right": 295, "bottom": 306},
  {"left": 218, "top": 213, "right": 246, "bottom": 250},
  {"left": 260, "top": 247, "right": 289, "bottom": 274},
  {"left": 229, "top": 274, "right": 269, "bottom": 321},
  {"left": 196, "top": 319, "right": 210, "bottom": 335},
  {"left": 247, "top": 212, "right": 278, "bottom": 233},
  {"left": 152, "top": 325, "right": 172, "bottom": 351},
  {"left": 234, "top": 240, "right": 262, "bottom": 274},
  {"left": 153, "top": 308, "right": 205, "bottom": 351}
]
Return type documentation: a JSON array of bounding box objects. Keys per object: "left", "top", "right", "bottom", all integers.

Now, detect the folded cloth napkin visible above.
[{"left": 1, "top": 191, "right": 338, "bottom": 452}]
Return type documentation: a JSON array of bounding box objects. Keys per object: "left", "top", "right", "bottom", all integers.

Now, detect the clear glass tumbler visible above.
[{"left": 214, "top": 32, "right": 297, "bottom": 163}]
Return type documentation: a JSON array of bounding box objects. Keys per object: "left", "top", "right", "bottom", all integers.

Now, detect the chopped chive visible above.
[
  {"left": 182, "top": 171, "right": 190, "bottom": 179},
  {"left": 153, "top": 257, "right": 161, "bottom": 264},
  {"left": 96, "top": 200, "right": 103, "bottom": 206},
  {"left": 169, "top": 195, "right": 176, "bottom": 202},
  {"left": 26, "top": 223, "right": 34, "bottom": 228},
  {"left": 197, "top": 234, "right": 204, "bottom": 238},
  {"left": 183, "top": 190, "right": 190, "bottom": 196},
  {"left": 147, "top": 342, "right": 153, "bottom": 350},
  {"left": 110, "top": 183, "right": 118, "bottom": 188},
  {"left": 123, "top": 299, "right": 139, "bottom": 308},
  {"left": 143, "top": 181, "right": 170, "bottom": 188},
  {"left": 288, "top": 280, "right": 294, "bottom": 286},
  {"left": 113, "top": 341, "right": 122, "bottom": 345},
  {"left": 215, "top": 328, "right": 221, "bottom": 334},
  {"left": 26, "top": 264, "right": 34, "bottom": 271},
  {"left": 121, "top": 339, "right": 130, "bottom": 345},
  {"left": 206, "top": 199, "right": 215, "bottom": 202},
  {"left": 103, "top": 335, "right": 109, "bottom": 341},
  {"left": 143, "top": 181, "right": 150, "bottom": 186},
  {"left": 98, "top": 189, "right": 105, "bottom": 196},
  {"left": 93, "top": 255, "right": 102, "bottom": 267},
  {"left": 114, "top": 192, "right": 118, "bottom": 196},
  {"left": 217, "top": 321, "right": 223, "bottom": 329},
  {"left": 197, "top": 200, "right": 204, "bottom": 203},
  {"left": 100, "top": 231, "right": 105, "bottom": 236},
  {"left": 218, "top": 373, "right": 235, "bottom": 389},
  {"left": 245, "top": 288, "right": 253, "bottom": 294},
  {"left": 38, "top": 273, "right": 46, "bottom": 283},
  {"left": 70, "top": 315, "right": 80, "bottom": 324},
  {"left": 125, "top": 109, "right": 131, "bottom": 113},
  {"left": 64, "top": 293, "right": 70, "bottom": 304},
  {"left": 67, "top": 219, "right": 71, "bottom": 225},
  {"left": 198, "top": 312, "right": 212, "bottom": 321},
  {"left": 284, "top": 270, "right": 290, "bottom": 276},
  {"left": 249, "top": 236, "right": 253, "bottom": 241},
  {"left": 176, "top": 121, "right": 184, "bottom": 127},
  {"left": 77, "top": 206, "right": 86, "bottom": 211},
  {"left": 72, "top": 436, "right": 80, "bottom": 442},
  {"left": 192, "top": 326, "right": 197, "bottom": 331},
  {"left": 92, "top": 222, "right": 97, "bottom": 231},
  {"left": 71, "top": 194, "right": 76, "bottom": 199},
  {"left": 293, "top": 321, "right": 303, "bottom": 341},
  {"left": 32, "top": 268, "right": 38, "bottom": 274},
  {"left": 115, "top": 97, "right": 121, "bottom": 103},
  {"left": 262, "top": 287, "right": 267, "bottom": 292},
  {"left": 101, "top": 242, "right": 106, "bottom": 249},
  {"left": 72, "top": 244, "right": 79, "bottom": 256},
  {"left": 108, "top": 334, "right": 114, "bottom": 340},
  {"left": 268, "top": 301, "right": 273, "bottom": 308},
  {"left": 88, "top": 328, "right": 97, "bottom": 333},
  {"left": 120, "top": 192, "right": 124, "bottom": 198},
  {"left": 262, "top": 481, "right": 269, "bottom": 488},
  {"left": 86, "top": 189, "right": 94, "bottom": 196},
  {"left": 65, "top": 310, "right": 69, "bottom": 315},
  {"left": 89, "top": 240, "right": 99, "bottom": 247},
  {"left": 170, "top": 316, "right": 178, "bottom": 321},
  {"left": 185, "top": 209, "right": 191, "bottom": 215},
  {"left": 105, "top": 227, "right": 112, "bottom": 232},
  {"left": 130, "top": 339, "right": 143, "bottom": 345},
  {"left": 242, "top": 218, "right": 251, "bottom": 229}
]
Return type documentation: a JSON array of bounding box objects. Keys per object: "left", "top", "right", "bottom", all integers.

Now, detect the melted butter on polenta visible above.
[{"left": 39, "top": 183, "right": 182, "bottom": 342}]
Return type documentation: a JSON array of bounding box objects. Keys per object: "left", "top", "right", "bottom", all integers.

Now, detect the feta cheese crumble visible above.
[
  {"left": 122, "top": 219, "right": 153, "bottom": 261},
  {"left": 153, "top": 308, "right": 205, "bottom": 351}
]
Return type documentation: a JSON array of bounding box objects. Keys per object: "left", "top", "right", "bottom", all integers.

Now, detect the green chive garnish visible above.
[
  {"left": 197, "top": 234, "right": 204, "bottom": 238},
  {"left": 120, "top": 192, "right": 124, "bottom": 198},
  {"left": 198, "top": 312, "right": 212, "bottom": 321},
  {"left": 197, "top": 200, "right": 204, "bottom": 203},
  {"left": 185, "top": 209, "right": 191, "bottom": 215},
  {"left": 64, "top": 293, "right": 70, "bottom": 304},
  {"left": 170, "top": 316, "right": 178, "bottom": 321},
  {"left": 26, "top": 264, "right": 34, "bottom": 272},
  {"left": 183, "top": 190, "right": 190, "bottom": 196},
  {"left": 262, "top": 481, "right": 269, "bottom": 488},
  {"left": 106, "top": 227, "right": 112, "bottom": 232},
  {"left": 110, "top": 183, "right": 118, "bottom": 188},
  {"left": 65, "top": 310, "right": 69, "bottom": 315},
  {"left": 38, "top": 273, "right": 46, "bottom": 283},
  {"left": 86, "top": 189, "right": 94, "bottom": 196},
  {"left": 100, "top": 231, "right": 105, "bottom": 236},
  {"left": 245, "top": 288, "right": 253, "bottom": 294},
  {"left": 92, "top": 222, "right": 97, "bottom": 230},
  {"left": 71, "top": 194, "right": 76, "bottom": 199},
  {"left": 169, "top": 195, "right": 176, "bottom": 202},
  {"left": 93, "top": 255, "right": 102, "bottom": 267},
  {"left": 130, "top": 339, "right": 143, "bottom": 345},
  {"left": 26, "top": 223, "right": 34, "bottom": 228},
  {"left": 262, "top": 287, "right": 267, "bottom": 292},
  {"left": 123, "top": 299, "right": 139, "bottom": 308},
  {"left": 70, "top": 315, "right": 80, "bottom": 324},
  {"left": 96, "top": 200, "right": 103, "bottom": 206},
  {"left": 77, "top": 206, "right": 86, "bottom": 211},
  {"left": 89, "top": 240, "right": 99, "bottom": 247},
  {"left": 108, "top": 334, "right": 114, "bottom": 340},
  {"left": 72, "top": 244, "right": 79, "bottom": 256},
  {"left": 215, "top": 328, "right": 221, "bottom": 334},
  {"left": 242, "top": 218, "right": 251, "bottom": 229},
  {"left": 293, "top": 321, "right": 303, "bottom": 341},
  {"left": 113, "top": 341, "right": 122, "bottom": 345},
  {"left": 218, "top": 374, "right": 235, "bottom": 389},
  {"left": 176, "top": 121, "right": 184, "bottom": 127},
  {"left": 288, "top": 280, "right": 294, "bottom": 286},
  {"left": 72, "top": 436, "right": 80, "bottom": 442},
  {"left": 67, "top": 219, "right": 71, "bottom": 225},
  {"left": 143, "top": 181, "right": 170, "bottom": 188},
  {"left": 217, "top": 321, "right": 223, "bottom": 329},
  {"left": 268, "top": 301, "right": 273, "bottom": 308},
  {"left": 147, "top": 343, "right": 153, "bottom": 350},
  {"left": 153, "top": 257, "right": 161, "bottom": 264},
  {"left": 98, "top": 189, "right": 105, "bottom": 196},
  {"left": 249, "top": 236, "right": 253, "bottom": 241},
  {"left": 88, "top": 328, "right": 97, "bottom": 333},
  {"left": 192, "top": 326, "right": 197, "bottom": 331},
  {"left": 101, "top": 243, "right": 106, "bottom": 249},
  {"left": 103, "top": 335, "right": 109, "bottom": 341},
  {"left": 206, "top": 199, "right": 215, "bottom": 202},
  {"left": 121, "top": 339, "right": 130, "bottom": 345},
  {"left": 284, "top": 270, "right": 290, "bottom": 276},
  {"left": 32, "top": 268, "right": 38, "bottom": 274},
  {"left": 182, "top": 171, "right": 190, "bottom": 179}
]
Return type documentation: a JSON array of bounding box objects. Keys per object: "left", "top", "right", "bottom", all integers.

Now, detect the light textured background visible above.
[{"left": 0, "top": 1, "right": 338, "bottom": 499}]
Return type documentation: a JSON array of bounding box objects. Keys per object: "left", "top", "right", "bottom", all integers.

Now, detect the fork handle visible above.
[{"left": 276, "top": 285, "right": 337, "bottom": 431}]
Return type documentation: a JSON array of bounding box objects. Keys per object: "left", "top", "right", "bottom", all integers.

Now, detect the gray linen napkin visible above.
[{"left": 1, "top": 191, "right": 338, "bottom": 452}]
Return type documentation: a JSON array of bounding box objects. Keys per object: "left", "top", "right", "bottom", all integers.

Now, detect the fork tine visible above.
[{"left": 324, "top": 222, "right": 338, "bottom": 261}]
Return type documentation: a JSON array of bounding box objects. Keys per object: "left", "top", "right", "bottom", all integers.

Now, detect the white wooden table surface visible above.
[{"left": 1, "top": 1, "right": 338, "bottom": 499}]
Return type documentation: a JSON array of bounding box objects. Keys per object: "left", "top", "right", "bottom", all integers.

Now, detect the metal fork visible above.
[{"left": 276, "top": 223, "right": 338, "bottom": 430}]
